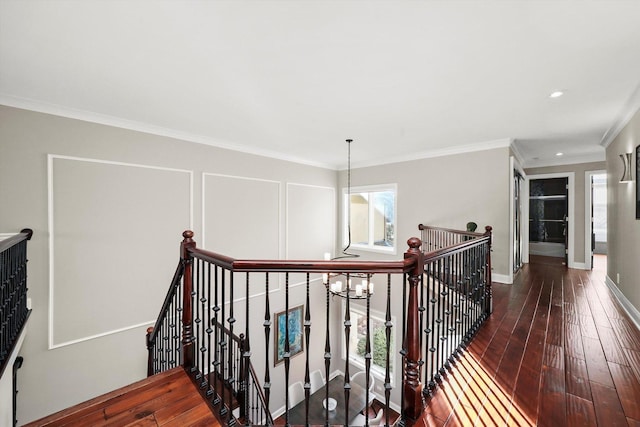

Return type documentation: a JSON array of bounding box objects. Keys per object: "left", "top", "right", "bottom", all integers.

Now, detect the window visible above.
[
  {"left": 342, "top": 302, "right": 395, "bottom": 385},
  {"left": 343, "top": 184, "right": 396, "bottom": 254}
]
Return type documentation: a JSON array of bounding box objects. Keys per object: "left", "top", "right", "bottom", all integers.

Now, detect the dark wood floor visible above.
[
  {"left": 418, "top": 255, "right": 640, "bottom": 426},
  {"left": 24, "top": 367, "right": 221, "bottom": 427}
]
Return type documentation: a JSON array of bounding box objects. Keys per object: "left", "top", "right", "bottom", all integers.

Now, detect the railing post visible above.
[
  {"left": 181, "top": 230, "right": 196, "bottom": 371},
  {"left": 483, "top": 226, "right": 493, "bottom": 315},
  {"left": 403, "top": 237, "right": 424, "bottom": 422}
]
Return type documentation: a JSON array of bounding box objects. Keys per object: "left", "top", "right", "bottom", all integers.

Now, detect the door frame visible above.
[
  {"left": 584, "top": 170, "right": 606, "bottom": 270},
  {"left": 509, "top": 156, "right": 527, "bottom": 282},
  {"left": 526, "top": 172, "right": 576, "bottom": 268}
]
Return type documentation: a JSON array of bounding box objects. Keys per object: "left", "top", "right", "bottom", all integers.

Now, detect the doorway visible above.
[
  {"left": 529, "top": 177, "right": 569, "bottom": 265},
  {"left": 586, "top": 171, "right": 607, "bottom": 270}
]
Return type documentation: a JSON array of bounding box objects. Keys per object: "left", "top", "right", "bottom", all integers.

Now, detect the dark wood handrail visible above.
[
  {"left": 0, "top": 228, "right": 33, "bottom": 253},
  {"left": 422, "top": 234, "right": 491, "bottom": 263},
  {"left": 418, "top": 223, "right": 485, "bottom": 238},
  {"left": 212, "top": 318, "right": 242, "bottom": 345},
  {"left": 188, "top": 248, "right": 416, "bottom": 274}
]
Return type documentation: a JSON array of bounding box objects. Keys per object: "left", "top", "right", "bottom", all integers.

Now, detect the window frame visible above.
[
  {"left": 342, "top": 183, "right": 397, "bottom": 255},
  {"left": 341, "top": 300, "right": 396, "bottom": 387}
]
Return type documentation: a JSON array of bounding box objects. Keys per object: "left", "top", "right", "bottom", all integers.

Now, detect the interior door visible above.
[
  {"left": 590, "top": 175, "right": 595, "bottom": 269},
  {"left": 564, "top": 179, "right": 569, "bottom": 267}
]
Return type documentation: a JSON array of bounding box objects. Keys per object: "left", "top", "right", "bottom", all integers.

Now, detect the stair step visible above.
[{"left": 24, "top": 367, "right": 221, "bottom": 426}]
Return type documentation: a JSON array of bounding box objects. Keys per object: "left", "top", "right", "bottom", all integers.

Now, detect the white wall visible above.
[
  {"left": 606, "top": 108, "right": 640, "bottom": 322},
  {"left": 339, "top": 147, "right": 512, "bottom": 278},
  {"left": 0, "top": 105, "right": 337, "bottom": 424}
]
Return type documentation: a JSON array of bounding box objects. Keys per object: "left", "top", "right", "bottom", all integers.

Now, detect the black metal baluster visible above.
[
  {"left": 364, "top": 274, "right": 372, "bottom": 426},
  {"left": 212, "top": 265, "right": 221, "bottom": 406},
  {"left": 227, "top": 271, "right": 235, "bottom": 425},
  {"left": 343, "top": 273, "right": 352, "bottom": 427},
  {"left": 206, "top": 263, "right": 214, "bottom": 401},
  {"left": 220, "top": 268, "right": 227, "bottom": 418},
  {"left": 243, "top": 272, "right": 251, "bottom": 425},
  {"left": 303, "top": 273, "right": 311, "bottom": 426},
  {"left": 263, "top": 273, "right": 271, "bottom": 414},
  {"left": 284, "top": 273, "right": 291, "bottom": 427},
  {"left": 323, "top": 272, "right": 331, "bottom": 427},
  {"left": 384, "top": 274, "right": 392, "bottom": 427},
  {"left": 194, "top": 259, "right": 202, "bottom": 383},
  {"left": 428, "top": 263, "right": 437, "bottom": 392}
]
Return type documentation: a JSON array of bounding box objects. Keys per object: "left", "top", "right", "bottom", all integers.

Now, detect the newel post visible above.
[
  {"left": 483, "top": 226, "right": 493, "bottom": 315},
  {"left": 181, "top": 230, "right": 196, "bottom": 371},
  {"left": 403, "top": 237, "right": 424, "bottom": 421}
]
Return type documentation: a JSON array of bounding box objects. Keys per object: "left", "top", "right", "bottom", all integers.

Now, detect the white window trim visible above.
[
  {"left": 341, "top": 300, "right": 396, "bottom": 387},
  {"left": 342, "top": 183, "right": 397, "bottom": 255}
]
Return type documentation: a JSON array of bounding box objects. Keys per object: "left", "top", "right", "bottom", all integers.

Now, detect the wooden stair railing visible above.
[{"left": 147, "top": 225, "right": 492, "bottom": 426}]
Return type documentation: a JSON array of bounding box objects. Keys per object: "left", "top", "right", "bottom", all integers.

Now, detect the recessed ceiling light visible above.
[
  {"left": 556, "top": 152, "right": 564, "bottom": 156},
  {"left": 549, "top": 91, "right": 564, "bottom": 98}
]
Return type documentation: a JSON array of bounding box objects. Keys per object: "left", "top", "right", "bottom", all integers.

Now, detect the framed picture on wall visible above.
[
  {"left": 636, "top": 145, "right": 640, "bottom": 219},
  {"left": 274, "top": 305, "right": 304, "bottom": 365}
]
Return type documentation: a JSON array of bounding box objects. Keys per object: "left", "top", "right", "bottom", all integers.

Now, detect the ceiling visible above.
[{"left": 2, "top": 1, "right": 640, "bottom": 170}]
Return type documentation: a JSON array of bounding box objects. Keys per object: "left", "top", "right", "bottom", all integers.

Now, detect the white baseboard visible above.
[
  {"left": 605, "top": 275, "right": 640, "bottom": 331},
  {"left": 569, "top": 261, "right": 587, "bottom": 270},
  {"left": 492, "top": 273, "right": 512, "bottom": 284}
]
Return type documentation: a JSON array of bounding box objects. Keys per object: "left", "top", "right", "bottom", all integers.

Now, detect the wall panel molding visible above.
[{"left": 48, "top": 154, "right": 193, "bottom": 349}]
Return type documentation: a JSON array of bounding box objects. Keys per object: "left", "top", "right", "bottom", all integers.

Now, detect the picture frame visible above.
[
  {"left": 274, "top": 305, "right": 304, "bottom": 366},
  {"left": 636, "top": 145, "right": 640, "bottom": 219}
]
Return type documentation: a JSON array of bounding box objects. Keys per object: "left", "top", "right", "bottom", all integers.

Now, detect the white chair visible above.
[
  {"left": 350, "top": 408, "right": 384, "bottom": 426},
  {"left": 288, "top": 381, "right": 304, "bottom": 407},
  {"left": 352, "top": 371, "right": 375, "bottom": 393},
  {"left": 310, "top": 369, "right": 325, "bottom": 394},
  {"left": 351, "top": 370, "right": 375, "bottom": 402}
]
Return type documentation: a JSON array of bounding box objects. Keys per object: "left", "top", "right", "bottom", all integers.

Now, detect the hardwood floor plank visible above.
[
  {"left": 596, "top": 324, "right": 628, "bottom": 365},
  {"left": 537, "top": 366, "right": 566, "bottom": 427},
  {"left": 624, "top": 348, "right": 640, "bottom": 384},
  {"left": 542, "top": 344, "right": 564, "bottom": 370},
  {"left": 564, "top": 322, "right": 585, "bottom": 360},
  {"left": 565, "top": 355, "right": 592, "bottom": 401},
  {"left": 23, "top": 368, "right": 220, "bottom": 427},
  {"left": 590, "top": 381, "right": 628, "bottom": 427},
  {"left": 608, "top": 361, "right": 640, "bottom": 420},
  {"left": 582, "top": 336, "right": 615, "bottom": 388},
  {"left": 611, "top": 318, "right": 640, "bottom": 351},
  {"left": 566, "top": 394, "right": 596, "bottom": 427}
]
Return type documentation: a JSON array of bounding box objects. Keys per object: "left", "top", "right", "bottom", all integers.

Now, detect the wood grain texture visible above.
[
  {"left": 23, "top": 367, "right": 220, "bottom": 427},
  {"left": 415, "top": 255, "right": 640, "bottom": 427}
]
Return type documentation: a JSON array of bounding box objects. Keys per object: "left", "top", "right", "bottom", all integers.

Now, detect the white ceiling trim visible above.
[
  {"left": 523, "top": 152, "right": 605, "bottom": 169},
  {"left": 0, "top": 93, "right": 334, "bottom": 170},
  {"left": 600, "top": 83, "right": 640, "bottom": 149},
  {"left": 3, "top": 93, "right": 516, "bottom": 171},
  {"left": 346, "top": 138, "right": 513, "bottom": 170}
]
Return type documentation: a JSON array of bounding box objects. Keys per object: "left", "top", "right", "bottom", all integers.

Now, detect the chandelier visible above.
[{"left": 323, "top": 139, "right": 374, "bottom": 299}]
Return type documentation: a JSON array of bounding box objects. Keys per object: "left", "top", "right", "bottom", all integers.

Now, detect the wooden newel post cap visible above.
[
  {"left": 146, "top": 327, "right": 154, "bottom": 335},
  {"left": 407, "top": 237, "right": 422, "bottom": 251},
  {"left": 182, "top": 230, "right": 194, "bottom": 240},
  {"left": 484, "top": 226, "right": 493, "bottom": 233}
]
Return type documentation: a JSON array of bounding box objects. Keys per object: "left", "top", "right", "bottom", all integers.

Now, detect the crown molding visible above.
[
  {"left": 0, "top": 94, "right": 335, "bottom": 170},
  {"left": 522, "top": 152, "right": 605, "bottom": 169},
  {"left": 345, "top": 138, "right": 513, "bottom": 170},
  {"left": 600, "top": 83, "right": 640, "bottom": 149}
]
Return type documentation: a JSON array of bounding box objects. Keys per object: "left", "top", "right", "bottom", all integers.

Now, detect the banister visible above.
[
  {"left": 418, "top": 223, "right": 485, "bottom": 238},
  {"left": 0, "top": 229, "right": 32, "bottom": 253},
  {"left": 188, "top": 246, "right": 415, "bottom": 274},
  {"left": 148, "top": 227, "right": 493, "bottom": 426}
]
